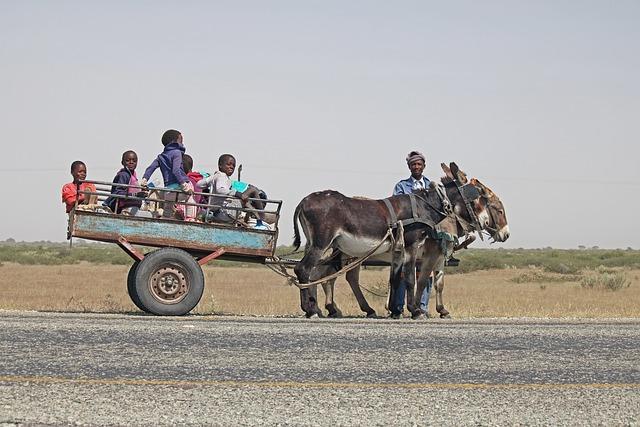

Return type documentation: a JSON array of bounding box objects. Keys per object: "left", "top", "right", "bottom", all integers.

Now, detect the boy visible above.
[
  {"left": 140, "top": 129, "right": 193, "bottom": 217},
  {"left": 197, "top": 154, "right": 268, "bottom": 228},
  {"left": 61, "top": 161, "right": 98, "bottom": 213},
  {"left": 103, "top": 150, "right": 144, "bottom": 214}
]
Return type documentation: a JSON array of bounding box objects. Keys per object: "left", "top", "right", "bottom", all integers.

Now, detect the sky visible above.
[{"left": 1, "top": 1, "right": 639, "bottom": 249}]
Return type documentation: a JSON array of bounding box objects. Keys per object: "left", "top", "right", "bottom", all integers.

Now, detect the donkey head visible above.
[{"left": 441, "top": 162, "right": 510, "bottom": 242}]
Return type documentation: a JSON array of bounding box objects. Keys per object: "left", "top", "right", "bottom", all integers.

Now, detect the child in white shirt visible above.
[{"left": 197, "top": 154, "right": 268, "bottom": 228}]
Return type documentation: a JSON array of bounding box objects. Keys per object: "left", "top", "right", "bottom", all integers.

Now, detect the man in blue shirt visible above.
[{"left": 392, "top": 151, "right": 432, "bottom": 317}]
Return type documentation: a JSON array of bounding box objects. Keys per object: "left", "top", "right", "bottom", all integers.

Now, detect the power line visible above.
[{"left": 1, "top": 166, "right": 638, "bottom": 187}]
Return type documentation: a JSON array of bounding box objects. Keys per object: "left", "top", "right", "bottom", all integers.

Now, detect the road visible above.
[{"left": 0, "top": 312, "right": 638, "bottom": 426}]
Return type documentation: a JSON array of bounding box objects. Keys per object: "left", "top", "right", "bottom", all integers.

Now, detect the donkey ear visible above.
[
  {"left": 470, "top": 177, "right": 480, "bottom": 188},
  {"left": 450, "top": 162, "right": 468, "bottom": 184},
  {"left": 470, "top": 178, "right": 485, "bottom": 194},
  {"left": 441, "top": 163, "right": 454, "bottom": 179}
]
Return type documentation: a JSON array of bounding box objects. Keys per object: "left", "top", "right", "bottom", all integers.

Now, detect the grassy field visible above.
[
  {"left": 1, "top": 256, "right": 639, "bottom": 317},
  {"left": 2, "top": 242, "right": 639, "bottom": 271}
]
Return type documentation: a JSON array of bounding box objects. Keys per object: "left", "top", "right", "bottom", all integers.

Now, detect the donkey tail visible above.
[{"left": 292, "top": 201, "right": 303, "bottom": 250}]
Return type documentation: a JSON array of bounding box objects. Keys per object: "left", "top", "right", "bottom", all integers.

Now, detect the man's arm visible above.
[{"left": 393, "top": 180, "right": 407, "bottom": 196}]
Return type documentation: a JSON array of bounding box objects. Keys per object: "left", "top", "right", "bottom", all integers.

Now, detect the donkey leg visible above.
[
  {"left": 412, "top": 240, "right": 444, "bottom": 319},
  {"left": 322, "top": 279, "right": 343, "bottom": 318},
  {"left": 401, "top": 250, "right": 420, "bottom": 318},
  {"left": 434, "top": 241, "right": 454, "bottom": 318},
  {"left": 295, "top": 248, "right": 325, "bottom": 317},
  {"left": 434, "top": 270, "right": 450, "bottom": 319},
  {"left": 345, "top": 267, "right": 377, "bottom": 318}
]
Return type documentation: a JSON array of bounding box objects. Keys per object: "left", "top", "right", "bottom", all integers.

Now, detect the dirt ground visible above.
[{"left": 2, "top": 263, "right": 639, "bottom": 317}]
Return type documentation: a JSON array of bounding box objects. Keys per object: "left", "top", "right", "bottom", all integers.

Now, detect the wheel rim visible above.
[{"left": 149, "top": 265, "right": 189, "bottom": 304}]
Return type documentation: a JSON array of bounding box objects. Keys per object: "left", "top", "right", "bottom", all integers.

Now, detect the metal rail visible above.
[{"left": 75, "top": 179, "right": 282, "bottom": 217}]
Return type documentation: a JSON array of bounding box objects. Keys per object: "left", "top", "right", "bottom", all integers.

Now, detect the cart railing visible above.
[{"left": 72, "top": 179, "right": 282, "bottom": 223}]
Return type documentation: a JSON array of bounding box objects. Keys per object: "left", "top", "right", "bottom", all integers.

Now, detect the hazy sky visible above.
[{"left": 2, "top": 1, "right": 639, "bottom": 248}]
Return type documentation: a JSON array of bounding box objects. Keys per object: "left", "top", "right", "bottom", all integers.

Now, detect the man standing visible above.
[{"left": 392, "top": 151, "right": 432, "bottom": 317}]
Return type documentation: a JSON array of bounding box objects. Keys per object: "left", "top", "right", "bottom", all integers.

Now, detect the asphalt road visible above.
[{"left": 0, "top": 312, "right": 638, "bottom": 426}]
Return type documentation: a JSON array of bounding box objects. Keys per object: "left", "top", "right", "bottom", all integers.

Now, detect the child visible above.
[
  {"left": 103, "top": 150, "right": 144, "bottom": 214},
  {"left": 182, "top": 154, "right": 208, "bottom": 205},
  {"left": 140, "top": 129, "right": 193, "bottom": 217},
  {"left": 197, "top": 154, "right": 268, "bottom": 229},
  {"left": 61, "top": 160, "right": 98, "bottom": 213}
]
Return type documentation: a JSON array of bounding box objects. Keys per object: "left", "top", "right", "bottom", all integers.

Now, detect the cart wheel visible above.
[
  {"left": 126, "top": 261, "right": 148, "bottom": 313},
  {"left": 134, "top": 248, "right": 204, "bottom": 316}
]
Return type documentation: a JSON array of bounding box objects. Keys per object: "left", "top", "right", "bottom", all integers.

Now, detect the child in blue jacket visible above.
[
  {"left": 140, "top": 129, "right": 193, "bottom": 217},
  {"left": 103, "top": 150, "right": 144, "bottom": 214}
]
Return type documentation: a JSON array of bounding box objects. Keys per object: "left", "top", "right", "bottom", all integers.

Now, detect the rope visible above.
[
  {"left": 267, "top": 228, "right": 394, "bottom": 290},
  {"left": 359, "top": 283, "right": 388, "bottom": 298}
]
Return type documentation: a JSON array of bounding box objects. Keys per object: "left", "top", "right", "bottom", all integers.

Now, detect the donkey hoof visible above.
[
  {"left": 440, "top": 313, "right": 451, "bottom": 319},
  {"left": 328, "top": 309, "right": 343, "bottom": 319},
  {"left": 366, "top": 311, "right": 379, "bottom": 319},
  {"left": 305, "top": 310, "right": 324, "bottom": 319},
  {"left": 389, "top": 313, "right": 402, "bottom": 320}
]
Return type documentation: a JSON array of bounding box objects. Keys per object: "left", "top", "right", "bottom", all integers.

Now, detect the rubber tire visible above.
[
  {"left": 126, "top": 261, "right": 149, "bottom": 313},
  {"left": 134, "top": 248, "right": 205, "bottom": 316}
]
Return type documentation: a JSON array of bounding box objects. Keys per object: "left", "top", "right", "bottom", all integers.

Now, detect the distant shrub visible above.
[
  {"left": 580, "top": 267, "right": 630, "bottom": 291},
  {"left": 543, "top": 262, "right": 579, "bottom": 275},
  {"left": 510, "top": 270, "right": 580, "bottom": 284}
]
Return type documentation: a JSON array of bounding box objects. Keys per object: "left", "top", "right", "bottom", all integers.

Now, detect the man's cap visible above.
[{"left": 406, "top": 151, "right": 426, "bottom": 165}]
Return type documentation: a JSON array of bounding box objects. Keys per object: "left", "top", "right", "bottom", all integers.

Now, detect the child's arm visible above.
[
  {"left": 196, "top": 175, "right": 213, "bottom": 190},
  {"left": 112, "top": 171, "right": 130, "bottom": 197},
  {"left": 62, "top": 183, "right": 79, "bottom": 208},
  {"left": 62, "top": 183, "right": 87, "bottom": 210},
  {"left": 213, "top": 173, "right": 247, "bottom": 201},
  {"left": 142, "top": 158, "right": 160, "bottom": 184}
]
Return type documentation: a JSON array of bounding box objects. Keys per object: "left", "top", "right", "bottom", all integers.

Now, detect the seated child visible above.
[
  {"left": 61, "top": 160, "right": 98, "bottom": 213},
  {"left": 103, "top": 150, "right": 145, "bottom": 214},
  {"left": 140, "top": 129, "right": 193, "bottom": 218},
  {"left": 196, "top": 154, "right": 268, "bottom": 229},
  {"left": 182, "top": 154, "right": 209, "bottom": 205}
]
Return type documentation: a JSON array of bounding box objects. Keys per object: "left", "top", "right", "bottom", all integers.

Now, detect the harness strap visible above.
[
  {"left": 382, "top": 198, "right": 397, "bottom": 227},
  {"left": 409, "top": 194, "right": 419, "bottom": 220},
  {"left": 400, "top": 217, "right": 438, "bottom": 229}
]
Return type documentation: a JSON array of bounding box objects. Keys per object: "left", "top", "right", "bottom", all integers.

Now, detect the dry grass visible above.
[{"left": 1, "top": 263, "right": 639, "bottom": 318}]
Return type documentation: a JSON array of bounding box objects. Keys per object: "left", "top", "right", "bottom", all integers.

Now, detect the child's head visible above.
[
  {"left": 121, "top": 150, "right": 138, "bottom": 171},
  {"left": 70, "top": 160, "right": 87, "bottom": 183},
  {"left": 182, "top": 154, "right": 193, "bottom": 174},
  {"left": 218, "top": 154, "right": 236, "bottom": 177},
  {"left": 161, "top": 129, "right": 182, "bottom": 146}
]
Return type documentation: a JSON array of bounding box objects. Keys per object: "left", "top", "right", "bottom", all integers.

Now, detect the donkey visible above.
[
  {"left": 292, "top": 162, "right": 509, "bottom": 318},
  {"left": 292, "top": 183, "right": 449, "bottom": 318},
  {"left": 400, "top": 162, "right": 510, "bottom": 319}
]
